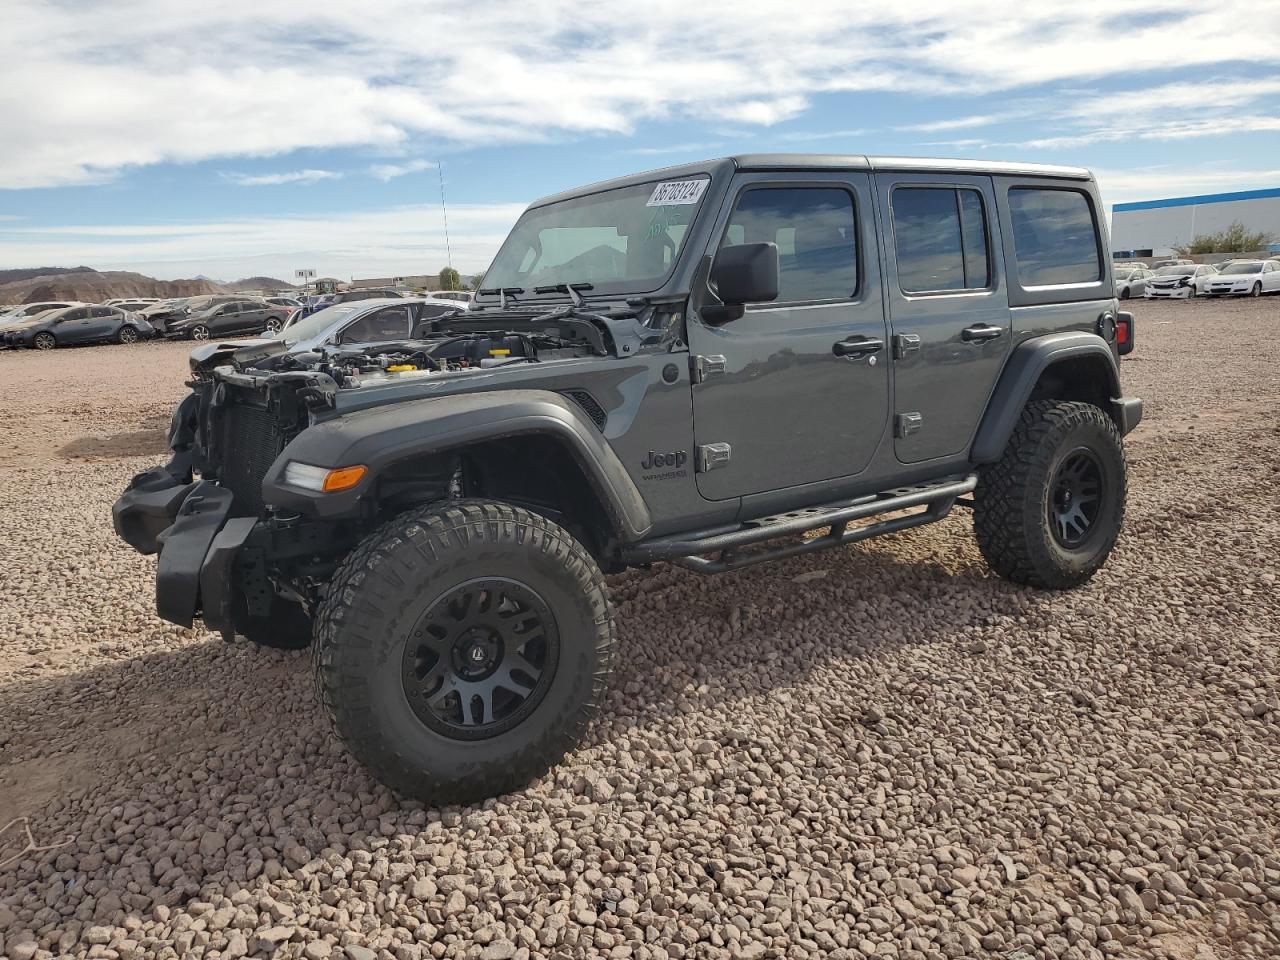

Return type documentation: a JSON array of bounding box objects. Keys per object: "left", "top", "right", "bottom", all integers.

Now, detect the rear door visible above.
[
  {"left": 84, "top": 306, "right": 121, "bottom": 339},
  {"left": 686, "top": 171, "right": 890, "bottom": 501},
  {"left": 875, "top": 173, "right": 1011, "bottom": 463}
]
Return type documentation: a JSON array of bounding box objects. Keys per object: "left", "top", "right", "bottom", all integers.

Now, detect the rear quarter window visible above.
[{"left": 1008, "top": 187, "right": 1101, "bottom": 286}]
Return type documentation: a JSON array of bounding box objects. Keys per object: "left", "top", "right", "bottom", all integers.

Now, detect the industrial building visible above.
[{"left": 1111, "top": 187, "right": 1280, "bottom": 258}]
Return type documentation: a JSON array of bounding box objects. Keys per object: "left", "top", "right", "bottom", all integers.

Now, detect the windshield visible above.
[
  {"left": 483, "top": 176, "right": 710, "bottom": 296},
  {"left": 1155, "top": 265, "right": 1194, "bottom": 276},
  {"left": 1220, "top": 262, "right": 1262, "bottom": 274},
  {"left": 267, "top": 303, "right": 363, "bottom": 341}
]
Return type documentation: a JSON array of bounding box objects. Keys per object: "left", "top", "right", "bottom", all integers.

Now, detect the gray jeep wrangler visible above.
[{"left": 114, "top": 155, "right": 1140, "bottom": 802}]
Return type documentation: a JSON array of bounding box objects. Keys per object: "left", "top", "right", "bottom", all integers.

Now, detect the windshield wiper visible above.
[
  {"left": 477, "top": 286, "right": 525, "bottom": 310},
  {"left": 533, "top": 282, "right": 593, "bottom": 307}
]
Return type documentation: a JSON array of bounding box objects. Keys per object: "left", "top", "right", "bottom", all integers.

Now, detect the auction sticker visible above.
[{"left": 647, "top": 179, "right": 708, "bottom": 206}]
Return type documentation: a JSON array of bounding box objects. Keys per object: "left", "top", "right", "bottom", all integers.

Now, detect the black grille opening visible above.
[
  {"left": 219, "top": 402, "right": 284, "bottom": 514},
  {"left": 559, "top": 389, "right": 607, "bottom": 430}
]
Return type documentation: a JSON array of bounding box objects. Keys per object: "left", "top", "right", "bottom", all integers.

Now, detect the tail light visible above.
[{"left": 1116, "top": 311, "right": 1134, "bottom": 356}]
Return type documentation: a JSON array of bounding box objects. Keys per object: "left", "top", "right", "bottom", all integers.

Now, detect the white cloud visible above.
[
  {"left": 369, "top": 159, "right": 437, "bottom": 181},
  {"left": 223, "top": 169, "right": 343, "bottom": 186},
  {"left": 897, "top": 114, "right": 1012, "bottom": 133},
  {"left": 3, "top": 0, "right": 1278, "bottom": 189},
  {"left": 0, "top": 203, "right": 527, "bottom": 280}
]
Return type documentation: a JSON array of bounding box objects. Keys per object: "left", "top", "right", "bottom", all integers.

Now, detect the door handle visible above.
[
  {"left": 961, "top": 323, "right": 1004, "bottom": 343},
  {"left": 832, "top": 336, "right": 885, "bottom": 359}
]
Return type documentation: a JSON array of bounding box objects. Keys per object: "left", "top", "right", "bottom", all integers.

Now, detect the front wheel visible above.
[
  {"left": 33, "top": 332, "right": 56, "bottom": 350},
  {"left": 314, "top": 500, "right": 616, "bottom": 803},
  {"left": 974, "top": 400, "right": 1126, "bottom": 589},
  {"left": 189, "top": 324, "right": 210, "bottom": 341},
  {"left": 1119, "top": 287, "right": 1130, "bottom": 300},
  {"left": 264, "top": 317, "right": 281, "bottom": 334},
  {"left": 1251, "top": 282, "right": 1262, "bottom": 298}
]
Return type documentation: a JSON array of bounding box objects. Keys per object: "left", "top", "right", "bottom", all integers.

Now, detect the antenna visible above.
[{"left": 437, "top": 161, "right": 453, "bottom": 285}]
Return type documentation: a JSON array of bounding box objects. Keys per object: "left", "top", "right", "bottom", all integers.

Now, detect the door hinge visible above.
[
  {"left": 696, "top": 442, "right": 732, "bottom": 473},
  {"left": 893, "top": 333, "right": 921, "bottom": 360},
  {"left": 895, "top": 412, "right": 924, "bottom": 438},
  {"left": 691, "top": 354, "right": 727, "bottom": 383}
]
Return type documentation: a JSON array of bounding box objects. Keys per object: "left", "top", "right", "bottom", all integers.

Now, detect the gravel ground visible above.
[{"left": 0, "top": 298, "right": 1277, "bottom": 960}]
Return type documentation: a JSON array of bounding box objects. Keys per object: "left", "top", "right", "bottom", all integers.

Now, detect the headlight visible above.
[{"left": 282, "top": 461, "right": 367, "bottom": 492}]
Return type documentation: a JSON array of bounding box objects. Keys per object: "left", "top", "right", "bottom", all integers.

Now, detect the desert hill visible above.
[{"left": 0, "top": 270, "right": 220, "bottom": 304}]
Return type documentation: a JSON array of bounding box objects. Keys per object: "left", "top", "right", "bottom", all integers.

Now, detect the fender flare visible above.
[
  {"left": 261, "top": 389, "right": 653, "bottom": 542},
  {"left": 970, "top": 332, "right": 1127, "bottom": 464}
]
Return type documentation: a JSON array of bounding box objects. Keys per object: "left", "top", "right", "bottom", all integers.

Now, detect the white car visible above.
[
  {"left": 1143, "top": 264, "right": 1217, "bottom": 299},
  {"left": 1201, "top": 260, "right": 1280, "bottom": 297}
]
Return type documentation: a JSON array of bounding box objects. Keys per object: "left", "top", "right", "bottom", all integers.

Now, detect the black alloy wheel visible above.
[
  {"left": 1048, "top": 447, "right": 1103, "bottom": 548},
  {"left": 401, "top": 578, "right": 558, "bottom": 739}
]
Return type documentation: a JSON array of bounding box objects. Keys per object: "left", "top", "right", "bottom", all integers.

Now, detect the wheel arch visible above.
[
  {"left": 262, "top": 389, "right": 653, "bottom": 547},
  {"left": 971, "top": 332, "right": 1127, "bottom": 464}
]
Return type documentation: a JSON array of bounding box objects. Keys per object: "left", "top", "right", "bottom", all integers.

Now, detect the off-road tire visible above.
[
  {"left": 313, "top": 499, "right": 616, "bottom": 803},
  {"left": 239, "top": 598, "right": 313, "bottom": 650},
  {"left": 974, "top": 400, "right": 1126, "bottom": 589}
]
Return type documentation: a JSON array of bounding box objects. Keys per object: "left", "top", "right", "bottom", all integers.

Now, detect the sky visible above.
[{"left": 1, "top": 0, "right": 1278, "bottom": 282}]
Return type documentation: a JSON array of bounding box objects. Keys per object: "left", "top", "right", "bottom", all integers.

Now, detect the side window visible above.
[
  {"left": 719, "top": 187, "right": 857, "bottom": 303},
  {"left": 341, "top": 306, "right": 412, "bottom": 343},
  {"left": 1008, "top": 187, "right": 1101, "bottom": 286},
  {"left": 90, "top": 306, "right": 113, "bottom": 318},
  {"left": 418, "top": 304, "right": 457, "bottom": 320},
  {"left": 891, "top": 186, "right": 990, "bottom": 293},
  {"left": 64, "top": 308, "right": 88, "bottom": 321}
]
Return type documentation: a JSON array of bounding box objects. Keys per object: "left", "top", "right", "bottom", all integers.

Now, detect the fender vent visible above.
[{"left": 559, "top": 389, "right": 607, "bottom": 430}]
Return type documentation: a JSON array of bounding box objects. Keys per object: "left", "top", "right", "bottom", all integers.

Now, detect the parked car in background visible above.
[
  {"left": 1202, "top": 260, "right": 1280, "bottom": 297},
  {"left": 1114, "top": 266, "right": 1153, "bottom": 299},
  {"left": 138, "top": 298, "right": 194, "bottom": 334},
  {"left": 3, "top": 304, "right": 154, "bottom": 349},
  {"left": 166, "top": 298, "right": 289, "bottom": 340},
  {"left": 298, "top": 288, "right": 405, "bottom": 318},
  {"left": 0, "top": 301, "right": 83, "bottom": 323},
  {"left": 1144, "top": 263, "right": 1216, "bottom": 299},
  {"left": 1152, "top": 258, "right": 1195, "bottom": 268},
  {"left": 104, "top": 298, "right": 162, "bottom": 312},
  {"left": 201, "top": 297, "right": 467, "bottom": 356},
  {"left": 432, "top": 290, "right": 474, "bottom": 305},
  {"left": 104, "top": 298, "right": 161, "bottom": 309},
  {"left": 265, "top": 296, "right": 303, "bottom": 311}
]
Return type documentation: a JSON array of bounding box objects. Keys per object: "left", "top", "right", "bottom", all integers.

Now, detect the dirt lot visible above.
[{"left": 1, "top": 298, "right": 1278, "bottom": 960}]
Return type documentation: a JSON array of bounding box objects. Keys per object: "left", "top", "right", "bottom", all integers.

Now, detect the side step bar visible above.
[{"left": 623, "top": 474, "right": 978, "bottom": 574}]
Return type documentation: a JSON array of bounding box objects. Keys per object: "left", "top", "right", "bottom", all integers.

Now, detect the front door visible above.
[
  {"left": 687, "top": 173, "right": 890, "bottom": 501},
  {"left": 874, "top": 173, "right": 1012, "bottom": 463}
]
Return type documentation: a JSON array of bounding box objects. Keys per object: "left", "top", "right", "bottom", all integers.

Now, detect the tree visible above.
[
  {"left": 468, "top": 269, "right": 487, "bottom": 291},
  {"left": 438, "top": 267, "right": 461, "bottom": 291},
  {"left": 1177, "top": 221, "right": 1272, "bottom": 256}
]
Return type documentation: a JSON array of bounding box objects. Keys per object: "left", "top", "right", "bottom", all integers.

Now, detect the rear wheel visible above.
[
  {"left": 974, "top": 400, "right": 1126, "bottom": 589},
  {"left": 314, "top": 499, "right": 616, "bottom": 803},
  {"left": 116, "top": 325, "right": 139, "bottom": 344},
  {"left": 33, "top": 332, "right": 55, "bottom": 350}
]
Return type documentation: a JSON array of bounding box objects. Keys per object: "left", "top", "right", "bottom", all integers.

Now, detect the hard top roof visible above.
[{"left": 530, "top": 154, "right": 1093, "bottom": 208}]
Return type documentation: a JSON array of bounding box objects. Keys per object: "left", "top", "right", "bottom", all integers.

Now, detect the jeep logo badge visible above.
[{"left": 640, "top": 450, "right": 687, "bottom": 470}]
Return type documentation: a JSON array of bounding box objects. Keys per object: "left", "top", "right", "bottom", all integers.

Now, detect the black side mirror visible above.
[{"left": 704, "top": 242, "right": 779, "bottom": 324}]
